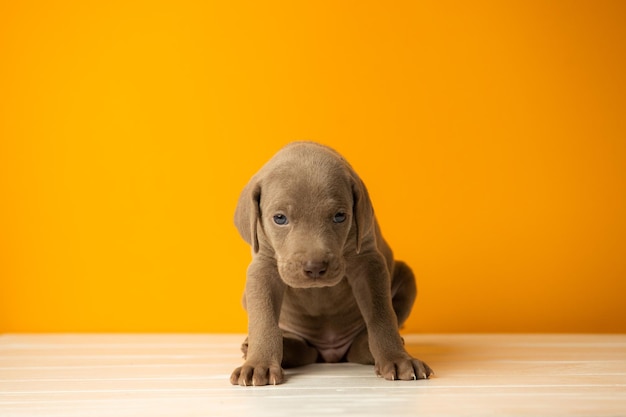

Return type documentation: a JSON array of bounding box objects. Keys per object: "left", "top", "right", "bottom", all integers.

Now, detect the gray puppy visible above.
[{"left": 230, "top": 142, "right": 432, "bottom": 386}]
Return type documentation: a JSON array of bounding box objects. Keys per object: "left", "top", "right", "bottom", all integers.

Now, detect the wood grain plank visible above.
[{"left": 1, "top": 334, "right": 625, "bottom": 417}]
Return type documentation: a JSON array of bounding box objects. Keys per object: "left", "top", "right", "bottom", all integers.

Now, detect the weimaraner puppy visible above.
[{"left": 230, "top": 141, "right": 433, "bottom": 386}]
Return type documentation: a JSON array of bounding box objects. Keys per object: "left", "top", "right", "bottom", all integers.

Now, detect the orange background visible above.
[{"left": 1, "top": 1, "right": 625, "bottom": 333}]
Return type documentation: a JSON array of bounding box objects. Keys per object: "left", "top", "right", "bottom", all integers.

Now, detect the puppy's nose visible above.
[{"left": 303, "top": 260, "right": 328, "bottom": 278}]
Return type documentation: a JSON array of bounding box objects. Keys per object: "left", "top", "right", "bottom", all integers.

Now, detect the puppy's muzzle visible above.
[{"left": 278, "top": 253, "right": 344, "bottom": 288}]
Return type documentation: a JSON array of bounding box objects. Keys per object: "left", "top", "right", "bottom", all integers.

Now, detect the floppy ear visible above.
[
  {"left": 234, "top": 178, "right": 262, "bottom": 253},
  {"left": 351, "top": 174, "right": 374, "bottom": 254}
]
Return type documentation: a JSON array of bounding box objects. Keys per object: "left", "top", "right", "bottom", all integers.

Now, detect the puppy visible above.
[{"left": 230, "top": 142, "right": 432, "bottom": 386}]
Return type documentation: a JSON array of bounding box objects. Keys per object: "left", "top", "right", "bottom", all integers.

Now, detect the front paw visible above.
[
  {"left": 375, "top": 356, "right": 433, "bottom": 381},
  {"left": 230, "top": 362, "right": 285, "bottom": 386}
]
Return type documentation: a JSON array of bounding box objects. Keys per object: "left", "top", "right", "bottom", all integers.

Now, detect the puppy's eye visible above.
[
  {"left": 333, "top": 212, "right": 347, "bottom": 223},
  {"left": 273, "top": 214, "right": 288, "bottom": 225}
]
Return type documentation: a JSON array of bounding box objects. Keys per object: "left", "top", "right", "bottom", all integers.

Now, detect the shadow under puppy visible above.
[{"left": 231, "top": 141, "right": 432, "bottom": 386}]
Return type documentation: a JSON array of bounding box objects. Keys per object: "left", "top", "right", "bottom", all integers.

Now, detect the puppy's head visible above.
[{"left": 234, "top": 142, "right": 374, "bottom": 288}]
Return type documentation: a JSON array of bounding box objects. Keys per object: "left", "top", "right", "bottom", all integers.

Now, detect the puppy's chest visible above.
[
  {"left": 280, "top": 281, "right": 364, "bottom": 337},
  {"left": 281, "top": 280, "right": 359, "bottom": 318}
]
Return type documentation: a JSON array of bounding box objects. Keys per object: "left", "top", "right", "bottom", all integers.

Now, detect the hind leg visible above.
[
  {"left": 240, "top": 331, "right": 318, "bottom": 368},
  {"left": 281, "top": 331, "right": 319, "bottom": 367},
  {"left": 345, "top": 329, "right": 374, "bottom": 364},
  {"left": 391, "top": 260, "right": 417, "bottom": 327}
]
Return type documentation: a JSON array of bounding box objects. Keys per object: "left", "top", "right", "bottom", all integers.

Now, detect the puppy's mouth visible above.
[{"left": 277, "top": 260, "right": 345, "bottom": 289}]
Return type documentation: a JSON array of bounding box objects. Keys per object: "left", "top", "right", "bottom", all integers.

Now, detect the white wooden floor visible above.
[{"left": 1, "top": 334, "right": 625, "bottom": 417}]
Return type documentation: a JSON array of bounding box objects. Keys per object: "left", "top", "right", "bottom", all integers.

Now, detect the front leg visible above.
[
  {"left": 230, "top": 258, "right": 286, "bottom": 386},
  {"left": 346, "top": 253, "right": 433, "bottom": 380}
]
